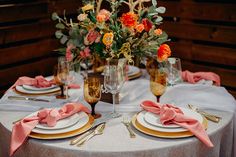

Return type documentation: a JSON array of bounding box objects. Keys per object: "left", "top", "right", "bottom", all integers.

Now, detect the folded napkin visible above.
[
  {"left": 10, "top": 76, "right": 55, "bottom": 89},
  {"left": 10, "top": 76, "right": 80, "bottom": 89},
  {"left": 182, "top": 70, "right": 220, "bottom": 86},
  {"left": 140, "top": 100, "right": 213, "bottom": 147},
  {"left": 10, "top": 103, "right": 90, "bottom": 156}
]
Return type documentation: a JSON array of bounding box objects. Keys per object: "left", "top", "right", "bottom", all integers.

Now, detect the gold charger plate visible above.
[
  {"left": 128, "top": 70, "right": 142, "bottom": 80},
  {"left": 15, "top": 87, "right": 60, "bottom": 96},
  {"left": 131, "top": 113, "right": 208, "bottom": 138},
  {"left": 29, "top": 114, "right": 94, "bottom": 139}
]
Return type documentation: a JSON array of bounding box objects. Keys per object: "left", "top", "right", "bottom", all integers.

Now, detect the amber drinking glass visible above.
[
  {"left": 146, "top": 57, "right": 167, "bottom": 102},
  {"left": 84, "top": 77, "right": 101, "bottom": 119}
]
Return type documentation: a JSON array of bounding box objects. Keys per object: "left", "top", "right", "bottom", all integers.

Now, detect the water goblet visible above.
[
  {"left": 84, "top": 76, "right": 101, "bottom": 119},
  {"left": 167, "top": 57, "right": 183, "bottom": 86},
  {"left": 103, "top": 65, "right": 125, "bottom": 118}
]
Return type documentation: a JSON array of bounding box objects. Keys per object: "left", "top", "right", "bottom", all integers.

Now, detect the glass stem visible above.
[
  {"left": 112, "top": 93, "right": 116, "bottom": 114},
  {"left": 60, "top": 85, "right": 64, "bottom": 97},
  {"left": 91, "top": 103, "right": 95, "bottom": 116}
]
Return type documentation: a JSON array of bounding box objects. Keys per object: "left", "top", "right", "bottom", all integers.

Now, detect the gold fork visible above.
[{"left": 122, "top": 116, "right": 136, "bottom": 138}]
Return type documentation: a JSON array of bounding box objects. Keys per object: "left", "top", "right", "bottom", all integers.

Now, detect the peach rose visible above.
[
  {"left": 84, "top": 30, "right": 101, "bottom": 45},
  {"left": 96, "top": 14, "right": 106, "bottom": 23},
  {"left": 154, "top": 29, "right": 162, "bottom": 35},
  {"left": 99, "top": 9, "right": 111, "bottom": 21},
  {"left": 135, "top": 24, "right": 144, "bottom": 33},
  {"left": 77, "top": 14, "right": 88, "bottom": 21}
]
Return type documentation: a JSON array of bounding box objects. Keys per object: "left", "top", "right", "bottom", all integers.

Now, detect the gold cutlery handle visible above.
[
  {"left": 125, "top": 124, "right": 136, "bottom": 138},
  {"left": 77, "top": 132, "right": 95, "bottom": 146},
  {"left": 70, "top": 130, "right": 93, "bottom": 145},
  {"left": 199, "top": 111, "right": 220, "bottom": 123}
]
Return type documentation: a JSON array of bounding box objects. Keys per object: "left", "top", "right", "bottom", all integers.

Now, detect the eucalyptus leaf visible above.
[
  {"left": 55, "top": 30, "right": 63, "bottom": 39},
  {"left": 156, "top": 7, "right": 166, "bottom": 14},
  {"left": 152, "top": 0, "right": 157, "bottom": 7},
  {"left": 155, "top": 16, "right": 163, "bottom": 23},
  {"left": 57, "top": 48, "right": 66, "bottom": 54},
  {"left": 56, "top": 23, "right": 65, "bottom": 29},
  {"left": 51, "top": 12, "right": 59, "bottom": 21},
  {"left": 60, "top": 35, "right": 68, "bottom": 44}
]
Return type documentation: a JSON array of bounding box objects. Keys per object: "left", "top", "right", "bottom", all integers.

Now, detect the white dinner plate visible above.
[
  {"left": 144, "top": 112, "right": 181, "bottom": 128},
  {"left": 22, "top": 84, "right": 58, "bottom": 91},
  {"left": 30, "top": 111, "right": 89, "bottom": 134},
  {"left": 128, "top": 66, "right": 141, "bottom": 76},
  {"left": 35, "top": 113, "right": 81, "bottom": 130},
  {"left": 16, "top": 85, "right": 60, "bottom": 94},
  {"left": 137, "top": 108, "right": 203, "bottom": 133}
]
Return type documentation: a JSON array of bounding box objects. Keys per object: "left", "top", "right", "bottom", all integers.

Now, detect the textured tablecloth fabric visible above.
[{"left": 0, "top": 72, "right": 235, "bottom": 157}]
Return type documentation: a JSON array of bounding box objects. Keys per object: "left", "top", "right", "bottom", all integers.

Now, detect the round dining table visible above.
[{"left": 0, "top": 71, "right": 235, "bottom": 157}]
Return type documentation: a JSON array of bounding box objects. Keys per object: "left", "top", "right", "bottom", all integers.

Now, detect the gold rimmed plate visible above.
[
  {"left": 15, "top": 85, "right": 60, "bottom": 96},
  {"left": 131, "top": 111, "right": 208, "bottom": 138},
  {"left": 29, "top": 114, "right": 94, "bottom": 140}
]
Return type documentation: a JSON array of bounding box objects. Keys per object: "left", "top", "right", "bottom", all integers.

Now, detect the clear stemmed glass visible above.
[
  {"left": 54, "top": 57, "right": 70, "bottom": 99},
  {"left": 84, "top": 76, "right": 101, "bottom": 119},
  {"left": 103, "top": 65, "right": 125, "bottom": 118}
]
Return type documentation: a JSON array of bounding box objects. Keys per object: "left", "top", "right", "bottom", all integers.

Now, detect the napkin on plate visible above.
[
  {"left": 10, "top": 75, "right": 80, "bottom": 89},
  {"left": 181, "top": 70, "right": 220, "bottom": 86},
  {"left": 140, "top": 100, "right": 213, "bottom": 147},
  {"left": 10, "top": 76, "right": 55, "bottom": 89},
  {"left": 10, "top": 103, "right": 90, "bottom": 156}
]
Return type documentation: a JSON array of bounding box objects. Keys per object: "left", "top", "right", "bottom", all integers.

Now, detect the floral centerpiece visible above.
[{"left": 52, "top": 0, "right": 171, "bottom": 68}]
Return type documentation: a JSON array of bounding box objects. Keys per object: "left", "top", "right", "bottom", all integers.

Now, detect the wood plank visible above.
[
  {"left": 0, "top": 2, "right": 48, "bottom": 23},
  {"left": 0, "top": 57, "right": 57, "bottom": 87},
  {"left": 163, "top": 21, "right": 236, "bottom": 45},
  {"left": 48, "top": 0, "right": 82, "bottom": 15},
  {"left": 181, "top": 60, "right": 236, "bottom": 88},
  {"left": 0, "top": 20, "right": 55, "bottom": 45},
  {"left": 170, "top": 41, "right": 236, "bottom": 66},
  {"left": 0, "top": 39, "right": 60, "bottom": 65},
  {"left": 159, "top": 1, "right": 236, "bottom": 22}
]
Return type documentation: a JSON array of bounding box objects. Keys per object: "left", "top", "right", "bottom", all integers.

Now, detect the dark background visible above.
[{"left": 0, "top": 0, "right": 235, "bottom": 97}]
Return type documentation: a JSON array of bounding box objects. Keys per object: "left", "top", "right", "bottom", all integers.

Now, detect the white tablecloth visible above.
[{"left": 0, "top": 73, "right": 236, "bottom": 157}]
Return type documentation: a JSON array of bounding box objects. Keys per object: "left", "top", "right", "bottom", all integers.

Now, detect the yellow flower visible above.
[
  {"left": 102, "top": 32, "right": 114, "bottom": 47},
  {"left": 82, "top": 4, "right": 94, "bottom": 12}
]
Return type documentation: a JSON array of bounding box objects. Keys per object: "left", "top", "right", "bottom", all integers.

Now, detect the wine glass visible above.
[
  {"left": 150, "top": 68, "right": 167, "bottom": 102},
  {"left": 167, "top": 57, "right": 183, "bottom": 86},
  {"left": 54, "top": 57, "right": 70, "bottom": 99},
  {"left": 84, "top": 76, "right": 101, "bottom": 119},
  {"left": 103, "top": 65, "right": 125, "bottom": 118}
]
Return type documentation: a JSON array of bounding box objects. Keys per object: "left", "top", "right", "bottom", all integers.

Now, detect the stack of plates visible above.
[
  {"left": 15, "top": 84, "right": 60, "bottom": 95},
  {"left": 128, "top": 66, "right": 142, "bottom": 80},
  {"left": 26, "top": 110, "right": 94, "bottom": 139},
  {"left": 131, "top": 108, "right": 208, "bottom": 138}
]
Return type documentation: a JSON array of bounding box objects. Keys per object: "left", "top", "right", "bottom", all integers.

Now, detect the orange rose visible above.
[
  {"left": 135, "top": 24, "right": 144, "bottom": 33},
  {"left": 120, "top": 12, "right": 138, "bottom": 28},
  {"left": 154, "top": 29, "right": 162, "bottom": 35},
  {"left": 102, "top": 32, "right": 114, "bottom": 47},
  {"left": 157, "top": 44, "right": 171, "bottom": 62}
]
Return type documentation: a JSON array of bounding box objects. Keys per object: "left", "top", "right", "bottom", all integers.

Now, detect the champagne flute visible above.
[
  {"left": 54, "top": 57, "right": 70, "bottom": 99},
  {"left": 104, "top": 65, "right": 125, "bottom": 118},
  {"left": 84, "top": 76, "right": 101, "bottom": 119}
]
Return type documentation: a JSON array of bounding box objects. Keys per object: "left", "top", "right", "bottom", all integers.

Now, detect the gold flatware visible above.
[
  {"left": 188, "top": 104, "right": 221, "bottom": 123},
  {"left": 12, "top": 107, "right": 44, "bottom": 124},
  {"left": 70, "top": 129, "right": 94, "bottom": 145},
  {"left": 122, "top": 116, "right": 136, "bottom": 138},
  {"left": 8, "top": 96, "right": 50, "bottom": 102},
  {"left": 77, "top": 123, "right": 106, "bottom": 146}
]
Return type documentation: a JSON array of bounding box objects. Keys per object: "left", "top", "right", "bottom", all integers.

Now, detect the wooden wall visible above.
[
  {"left": 158, "top": 0, "right": 236, "bottom": 97},
  {"left": 0, "top": 0, "right": 236, "bottom": 98},
  {"left": 0, "top": 0, "right": 82, "bottom": 96}
]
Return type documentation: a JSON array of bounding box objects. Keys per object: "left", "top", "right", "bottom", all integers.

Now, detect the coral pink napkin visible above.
[
  {"left": 140, "top": 100, "right": 213, "bottom": 147},
  {"left": 10, "top": 103, "right": 90, "bottom": 156},
  {"left": 182, "top": 70, "right": 220, "bottom": 86},
  {"left": 10, "top": 76, "right": 55, "bottom": 89},
  {"left": 10, "top": 75, "right": 80, "bottom": 89}
]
